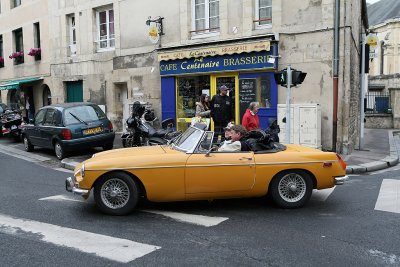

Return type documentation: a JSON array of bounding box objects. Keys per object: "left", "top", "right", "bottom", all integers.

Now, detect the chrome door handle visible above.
[{"left": 239, "top": 157, "right": 252, "bottom": 161}]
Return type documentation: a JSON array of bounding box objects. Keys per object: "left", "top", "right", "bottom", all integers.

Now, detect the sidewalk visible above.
[
  {"left": 61, "top": 129, "right": 400, "bottom": 174},
  {"left": 343, "top": 128, "right": 400, "bottom": 174}
]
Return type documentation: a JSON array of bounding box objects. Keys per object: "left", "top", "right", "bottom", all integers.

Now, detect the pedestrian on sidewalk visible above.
[
  {"left": 210, "top": 85, "right": 234, "bottom": 144},
  {"left": 242, "top": 102, "right": 260, "bottom": 131}
]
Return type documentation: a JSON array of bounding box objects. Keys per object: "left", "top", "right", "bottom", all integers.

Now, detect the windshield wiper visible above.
[{"left": 69, "top": 112, "right": 88, "bottom": 125}]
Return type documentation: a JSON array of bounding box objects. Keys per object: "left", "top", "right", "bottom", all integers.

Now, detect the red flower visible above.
[
  {"left": 28, "top": 48, "right": 41, "bottom": 56},
  {"left": 9, "top": 51, "right": 24, "bottom": 59}
]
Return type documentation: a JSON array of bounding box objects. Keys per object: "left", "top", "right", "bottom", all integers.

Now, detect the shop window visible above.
[
  {"left": 191, "top": 0, "right": 219, "bottom": 37},
  {"left": 95, "top": 7, "right": 115, "bottom": 51},
  {"left": 177, "top": 76, "right": 210, "bottom": 130},
  {"left": 254, "top": 0, "right": 272, "bottom": 29},
  {"left": 68, "top": 15, "right": 77, "bottom": 56},
  {"left": 258, "top": 76, "right": 271, "bottom": 108},
  {"left": 11, "top": 0, "right": 21, "bottom": 9},
  {"left": 0, "top": 35, "right": 4, "bottom": 68}
]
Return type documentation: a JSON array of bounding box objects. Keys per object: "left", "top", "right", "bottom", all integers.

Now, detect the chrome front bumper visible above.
[
  {"left": 335, "top": 175, "right": 349, "bottom": 185},
  {"left": 65, "top": 177, "right": 89, "bottom": 196}
]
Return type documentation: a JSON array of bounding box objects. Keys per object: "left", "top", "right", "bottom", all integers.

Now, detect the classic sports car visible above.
[{"left": 66, "top": 126, "right": 348, "bottom": 215}]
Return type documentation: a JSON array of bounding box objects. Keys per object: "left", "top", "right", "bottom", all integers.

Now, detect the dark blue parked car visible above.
[{"left": 22, "top": 102, "right": 115, "bottom": 160}]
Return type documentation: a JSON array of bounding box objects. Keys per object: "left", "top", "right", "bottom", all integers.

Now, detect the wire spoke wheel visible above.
[
  {"left": 100, "top": 178, "right": 131, "bottom": 209},
  {"left": 270, "top": 170, "right": 312, "bottom": 209},
  {"left": 94, "top": 172, "right": 139, "bottom": 215},
  {"left": 278, "top": 173, "right": 306, "bottom": 202}
]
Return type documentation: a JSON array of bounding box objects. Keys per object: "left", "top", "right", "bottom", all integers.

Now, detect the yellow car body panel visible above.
[{"left": 73, "top": 143, "right": 345, "bottom": 203}]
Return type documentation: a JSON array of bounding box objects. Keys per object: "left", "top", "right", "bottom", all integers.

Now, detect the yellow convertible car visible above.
[{"left": 66, "top": 126, "right": 348, "bottom": 215}]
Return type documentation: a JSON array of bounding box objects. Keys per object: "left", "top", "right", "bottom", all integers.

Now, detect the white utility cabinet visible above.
[{"left": 277, "top": 104, "right": 321, "bottom": 149}]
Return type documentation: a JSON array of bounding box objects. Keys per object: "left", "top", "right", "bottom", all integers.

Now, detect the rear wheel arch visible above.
[{"left": 268, "top": 168, "right": 317, "bottom": 193}]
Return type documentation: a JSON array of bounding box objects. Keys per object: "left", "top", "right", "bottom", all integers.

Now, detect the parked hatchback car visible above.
[{"left": 22, "top": 102, "right": 115, "bottom": 160}]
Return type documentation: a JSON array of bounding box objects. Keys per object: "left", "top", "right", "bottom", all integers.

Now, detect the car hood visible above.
[{"left": 92, "top": 145, "right": 167, "bottom": 159}]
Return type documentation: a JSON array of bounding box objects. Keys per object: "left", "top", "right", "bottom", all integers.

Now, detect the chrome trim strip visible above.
[{"left": 86, "top": 161, "right": 337, "bottom": 172}]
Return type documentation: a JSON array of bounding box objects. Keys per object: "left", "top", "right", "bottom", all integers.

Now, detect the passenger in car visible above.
[{"left": 218, "top": 125, "right": 249, "bottom": 152}]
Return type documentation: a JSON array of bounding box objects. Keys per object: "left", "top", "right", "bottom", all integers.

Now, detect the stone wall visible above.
[{"left": 365, "top": 114, "right": 393, "bottom": 128}]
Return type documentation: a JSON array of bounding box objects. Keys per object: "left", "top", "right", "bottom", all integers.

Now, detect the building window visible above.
[
  {"left": 13, "top": 28, "right": 24, "bottom": 65},
  {"left": 96, "top": 8, "right": 115, "bottom": 51},
  {"left": 0, "top": 35, "right": 4, "bottom": 68},
  {"left": 33, "top": 22, "right": 41, "bottom": 61},
  {"left": 68, "top": 15, "right": 77, "bottom": 56},
  {"left": 191, "top": 0, "right": 219, "bottom": 36},
  {"left": 11, "top": 0, "right": 21, "bottom": 8},
  {"left": 254, "top": 0, "right": 272, "bottom": 28}
]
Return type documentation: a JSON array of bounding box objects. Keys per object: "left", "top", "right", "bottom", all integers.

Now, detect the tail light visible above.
[
  {"left": 108, "top": 121, "right": 113, "bottom": 131},
  {"left": 336, "top": 154, "right": 347, "bottom": 170},
  {"left": 62, "top": 129, "right": 72, "bottom": 140}
]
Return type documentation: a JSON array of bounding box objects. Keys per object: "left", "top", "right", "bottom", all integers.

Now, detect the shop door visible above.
[
  {"left": 211, "top": 75, "right": 239, "bottom": 126},
  {"left": 66, "top": 81, "right": 83, "bottom": 102}
]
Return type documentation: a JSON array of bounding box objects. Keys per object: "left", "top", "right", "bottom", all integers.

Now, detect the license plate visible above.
[
  {"left": 83, "top": 127, "right": 103, "bottom": 135},
  {"left": 11, "top": 125, "right": 17, "bottom": 130}
]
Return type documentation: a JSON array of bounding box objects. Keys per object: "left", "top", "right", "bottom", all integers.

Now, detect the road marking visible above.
[
  {"left": 141, "top": 210, "right": 229, "bottom": 227},
  {"left": 40, "top": 195, "right": 229, "bottom": 227},
  {"left": 0, "top": 143, "right": 50, "bottom": 162},
  {"left": 375, "top": 179, "right": 400, "bottom": 214},
  {"left": 0, "top": 213, "right": 160, "bottom": 263},
  {"left": 39, "top": 195, "right": 85, "bottom": 203},
  {"left": 311, "top": 187, "right": 335, "bottom": 202}
]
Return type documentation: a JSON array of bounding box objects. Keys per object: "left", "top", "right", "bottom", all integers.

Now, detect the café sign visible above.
[
  {"left": 159, "top": 50, "right": 276, "bottom": 76},
  {"left": 158, "top": 41, "right": 270, "bottom": 61}
]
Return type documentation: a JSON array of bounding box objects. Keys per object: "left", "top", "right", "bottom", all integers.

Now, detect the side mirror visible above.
[{"left": 29, "top": 118, "right": 34, "bottom": 124}]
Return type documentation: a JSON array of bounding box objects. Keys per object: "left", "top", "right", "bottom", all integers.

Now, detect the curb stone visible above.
[{"left": 345, "top": 130, "right": 400, "bottom": 174}]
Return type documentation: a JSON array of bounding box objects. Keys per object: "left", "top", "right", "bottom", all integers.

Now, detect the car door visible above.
[
  {"left": 185, "top": 132, "right": 256, "bottom": 196},
  {"left": 41, "top": 108, "right": 57, "bottom": 148},
  {"left": 29, "top": 109, "right": 47, "bottom": 146}
]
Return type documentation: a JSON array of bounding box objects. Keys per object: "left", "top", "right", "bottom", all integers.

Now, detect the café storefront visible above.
[{"left": 159, "top": 40, "right": 279, "bottom": 131}]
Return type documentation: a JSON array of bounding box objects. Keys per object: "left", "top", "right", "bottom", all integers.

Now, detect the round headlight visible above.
[{"left": 81, "top": 163, "right": 85, "bottom": 177}]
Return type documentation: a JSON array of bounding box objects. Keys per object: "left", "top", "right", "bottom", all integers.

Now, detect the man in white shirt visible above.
[{"left": 218, "top": 125, "right": 248, "bottom": 152}]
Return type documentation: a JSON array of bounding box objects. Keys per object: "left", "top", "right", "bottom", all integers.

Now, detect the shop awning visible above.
[
  {"left": 158, "top": 40, "right": 270, "bottom": 61},
  {"left": 0, "top": 77, "right": 43, "bottom": 90}
]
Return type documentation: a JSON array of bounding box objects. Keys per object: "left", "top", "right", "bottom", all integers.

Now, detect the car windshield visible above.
[
  {"left": 64, "top": 105, "right": 106, "bottom": 125},
  {"left": 172, "top": 127, "right": 203, "bottom": 152}
]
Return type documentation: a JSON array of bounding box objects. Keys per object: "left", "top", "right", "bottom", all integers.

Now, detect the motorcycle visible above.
[
  {"left": 1, "top": 109, "right": 24, "bottom": 141},
  {"left": 121, "top": 102, "right": 181, "bottom": 147}
]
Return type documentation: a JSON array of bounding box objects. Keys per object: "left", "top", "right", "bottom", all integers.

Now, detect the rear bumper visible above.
[
  {"left": 61, "top": 132, "right": 115, "bottom": 151},
  {"left": 335, "top": 175, "right": 349, "bottom": 185},
  {"left": 65, "top": 177, "right": 90, "bottom": 196}
]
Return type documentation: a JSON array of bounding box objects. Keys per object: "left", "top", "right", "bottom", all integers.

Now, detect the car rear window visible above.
[{"left": 63, "top": 105, "right": 106, "bottom": 125}]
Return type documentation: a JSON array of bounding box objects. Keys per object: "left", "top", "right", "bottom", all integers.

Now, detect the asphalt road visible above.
[{"left": 1, "top": 141, "right": 400, "bottom": 266}]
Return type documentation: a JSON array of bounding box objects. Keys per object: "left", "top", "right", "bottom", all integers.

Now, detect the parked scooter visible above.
[
  {"left": 121, "top": 102, "right": 181, "bottom": 147},
  {"left": 1, "top": 109, "right": 24, "bottom": 141}
]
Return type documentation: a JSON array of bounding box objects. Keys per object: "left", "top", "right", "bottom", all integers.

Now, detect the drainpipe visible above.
[{"left": 332, "top": 0, "right": 340, "bottom": 152}]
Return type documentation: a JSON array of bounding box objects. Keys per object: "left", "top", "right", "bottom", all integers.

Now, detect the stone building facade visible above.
[{"left": 0, "top": 0, "right": 368, "bottom": 154}]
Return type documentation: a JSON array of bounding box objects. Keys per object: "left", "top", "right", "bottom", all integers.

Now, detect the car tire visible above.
[
  {"left": 270, "top": 170, "right": 313, "bottom": 209},
  {"left": 23, "top": 135, "right": 34, "bottom": 152},
  {"left": 103, "top": 143, "right": 113, "bottom": 151},
  {"left": 94, "top": 172, "right": 139, "bottom": 215},
  {"left": 54, "top": 141, "right": 66, "bottom": 160}
]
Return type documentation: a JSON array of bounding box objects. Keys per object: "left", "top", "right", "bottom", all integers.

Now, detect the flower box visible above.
[
  {"left": 28, "top": 48, "right": 41, "bottom": 60},
  {"left": 9, "top": 52, "right": 24, "bottom": 64}
]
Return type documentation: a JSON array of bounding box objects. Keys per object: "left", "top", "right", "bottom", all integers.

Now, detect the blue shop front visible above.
[{"left": 159, "top": 41, "right": 279, "bottom": 131}]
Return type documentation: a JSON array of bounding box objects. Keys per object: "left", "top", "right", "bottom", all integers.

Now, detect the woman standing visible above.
[
  {"left": 195, "top": 94, "right": 211, "bottom": 118},
  {"left": 242, "top": 102, "right": 260, "bottom": 131}
]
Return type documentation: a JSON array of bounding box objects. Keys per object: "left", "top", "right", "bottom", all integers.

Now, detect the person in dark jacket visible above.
[{"left": 210, "top": 85, "right": 234, "bottom": 143}]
